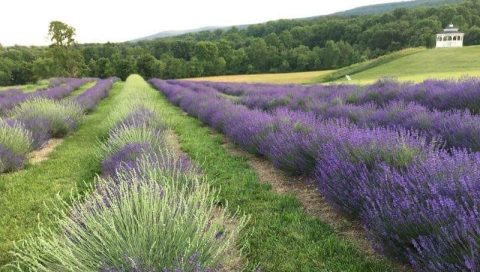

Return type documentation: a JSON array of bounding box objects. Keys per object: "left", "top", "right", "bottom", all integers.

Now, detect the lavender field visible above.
[
  {"left": 150, "top": 78, "right": 480, "bottom": 271},
  {"left": 3, "top": 75, "right": 480, "bottom": 271}
]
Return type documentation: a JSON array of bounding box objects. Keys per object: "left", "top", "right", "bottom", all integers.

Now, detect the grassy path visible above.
[
  {"left": 67, "top": 81, "right": 96, "bottom": 98},
  {"left": 146, "top": 79, "right": 397, "bottom": 271},
  {"left": 0, "top": 82, "right": 124, "bottom": 266}
]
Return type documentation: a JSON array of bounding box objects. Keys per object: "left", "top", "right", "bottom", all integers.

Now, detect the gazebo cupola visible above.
[{"left": 436, "top": 23, "right": 464, "bottom": 48}]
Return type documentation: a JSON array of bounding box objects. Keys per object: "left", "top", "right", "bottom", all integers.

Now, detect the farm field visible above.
[
  {"left": 190, "top": 46, "right": 480, "bottom": 84},
  {"left": 187, "top": 70, "right": 335, "bottom": 84},
  {"left": 149, "top": 77, "right": 480, "bottom": 271},
  {"left": 4, "top": 0, "right": 480, "bottom": 270},
  {"left": 0, "top": 81, "right": 122, "bottom": 265},
  {"left": 0, "top": 80, "right": 50, "bottom": 93},
  {"left": 2, "top": 71, "right": 480, "bottom": 271},
  {"left": 340, "top": 45, "right": 480, "bottom": 83}
]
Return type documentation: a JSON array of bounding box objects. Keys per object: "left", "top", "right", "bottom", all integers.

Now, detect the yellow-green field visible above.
[
  {"left": 189, "top": 45, "right": 480, "bottom": 84},
  {"left": 338, "top": 45, "right": 480, "bottom": 84},
  {"left": 187, "top": 70, "right": 334, "bottom": 84}
]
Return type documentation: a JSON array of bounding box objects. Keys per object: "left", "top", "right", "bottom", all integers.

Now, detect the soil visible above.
[{"left": 29, "top": 138, "right": 64, "bottom": 164}]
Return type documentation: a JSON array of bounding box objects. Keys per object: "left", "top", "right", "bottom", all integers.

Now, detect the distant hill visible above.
[
  {"left": 132, "top": 0, "right": 461, "bottom": 42},
  {"left": 133, "top": 24, "right": 249, "bottom": 42},
  {"left": 132, "top": 26, "right": 222, "bottom": 42},
  {"left": 334, "top": 0, "right": 460, "bottom": 16}
]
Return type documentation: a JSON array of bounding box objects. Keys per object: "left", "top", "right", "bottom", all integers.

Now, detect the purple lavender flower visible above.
[{"left": 0, "top": 144, "right": 25, "bottom": 173}]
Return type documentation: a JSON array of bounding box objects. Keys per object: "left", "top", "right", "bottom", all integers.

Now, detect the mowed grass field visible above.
[
  {"left": 188, "top": 70, "right": 334, "bottom": 84},
  {"left": 190, "top": 45, "right": 480, "bottom": 84},
  {"left": 340, "top": 45, "right": 480, "bottom": 83}
]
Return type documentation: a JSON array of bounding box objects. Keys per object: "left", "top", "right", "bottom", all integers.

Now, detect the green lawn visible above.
[
  {"left": 337, "top": 45, "right": 480, "bottom": 84},
  {"left": 0, "top": 82, "right": 123, "bottom": 266},
  {"left": 146, "top": 78, "right": 398, "bottom": 271}
]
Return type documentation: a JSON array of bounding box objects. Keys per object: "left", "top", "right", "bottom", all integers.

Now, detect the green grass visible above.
[
  {"left": 335, "top": 45, "right": 480, "bottom": 84},
  {"left": 0, "top": 82, "right": 123, "bottom": 266},
  {"left": 189, "top": 45, "right": 480, "bottom": 85},
  {"left": 145, "top": 77, "right": 397, "bottom": 271},
  {"left": 323, "top": 48, "right": 425, "bottom": 83},
  {"left": 67, "top": 81, "right": 96, "bottom": 98},
  {"left": 188, "top": 70, "right": 335, "bottom": 84},
  {"left": 0, "top": 80, "right": 50, "bottom": 93}
]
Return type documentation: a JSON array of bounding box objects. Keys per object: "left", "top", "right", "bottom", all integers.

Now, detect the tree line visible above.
[{"left": 1, "top": 0, "right": 480, "bottom": 85}]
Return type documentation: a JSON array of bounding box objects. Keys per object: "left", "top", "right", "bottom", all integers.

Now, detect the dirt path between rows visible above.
[
  {"left": 218, "top": 134, "right": 408, "bottom": 271},
  {"left": 29, "top": 138, "right": 64, "bottom": 164}
]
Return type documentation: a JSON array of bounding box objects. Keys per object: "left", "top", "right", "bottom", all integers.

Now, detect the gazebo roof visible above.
[{"left": 439, "top": 23, "right": 464, "bottom": 34}]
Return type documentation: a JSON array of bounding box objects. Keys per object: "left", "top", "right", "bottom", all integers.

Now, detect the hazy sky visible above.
[{"left": 1, "top": 0, "right": 404, "bottom": 46}]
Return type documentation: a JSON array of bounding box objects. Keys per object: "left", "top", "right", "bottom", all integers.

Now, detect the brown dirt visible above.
[
  {"left": 29, "top": 138, "right": 64, "bottom": 164},
  {"left": 221, "top": 137, "right": 409, "bottom": 271}
]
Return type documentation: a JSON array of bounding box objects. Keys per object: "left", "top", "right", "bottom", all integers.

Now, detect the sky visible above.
[{"left": 1, "top": 0, "right": 404, "bottom": 46}]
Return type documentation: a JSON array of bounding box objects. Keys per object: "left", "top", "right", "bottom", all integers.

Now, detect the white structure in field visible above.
[{"left": 436, "top": 24, "right": 464, "bottom": 48}]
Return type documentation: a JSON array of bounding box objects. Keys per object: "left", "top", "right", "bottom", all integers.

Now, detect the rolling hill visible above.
[
  {"left": 340, "top": 45, "right": 480, "bottom": 83},
  {"left": 189, "top": 45, "right": 480, "bottom": 84},
  {"left": 334, "top": 0, "right": 460, "bottom": 16}
]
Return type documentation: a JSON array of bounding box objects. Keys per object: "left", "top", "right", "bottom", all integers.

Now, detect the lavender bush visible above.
[
  {"left": 0, "top": 119, "right": 32, "bottom": 173},
  {"left": 74, "top": 78, "right": 116, "bottom": 112},
  {"left": 10, "top": 169, "right": 243, "bottom": 271},
  {"left": 0, "top": 78, "right": 91, "bottom": 116},
  {"left": 12, "top": 98, "right": 83, "bottom": 140},
  {"left": 192, "top": 80, "right": 480, "bottom": 151}
]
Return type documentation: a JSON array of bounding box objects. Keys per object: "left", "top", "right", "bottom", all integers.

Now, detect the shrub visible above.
[
  {"left": 362, "top": 150, "right": 480, "bottom": 270},
  {"left": 10, "top": 165, "right": 244, "bottom": 271},
  {"left": 13, "top": 98, "right": 83, "bottom": 139},
  {"left": 0, "top": 119, "right": 32, "bottom": 156},
  {"left": 98, "top": 124, "right": 167, "bottom": 160},
  {"left": 0, "top": 119, "right": 32, "bottom": 172}
]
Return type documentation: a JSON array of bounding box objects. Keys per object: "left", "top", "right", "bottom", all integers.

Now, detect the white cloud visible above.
[{"left": 0, "top": 0, "right": 405, "bottom": 46}]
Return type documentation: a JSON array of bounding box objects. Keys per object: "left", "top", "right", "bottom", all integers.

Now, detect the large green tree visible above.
[{"left": 47, "top": 21, "right": 85, "bottom": 77}]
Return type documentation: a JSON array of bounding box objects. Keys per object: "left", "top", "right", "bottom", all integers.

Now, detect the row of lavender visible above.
[
  {"left": 0, "top": 78, "right": 92, "bottom": 116},
  {"left": 0, "top": 77, "right": 69, "bottom": 94},
  {"left": 193, "top": 79, "right": 480, "bottom": 152},
  {"left": 0, "top": 78, "right": 116, "bottom": 173},
  {"left": 10, "top": 75, "right": 245, "bottom": 271},
  {"left": 151, "top": 78, "right": 480, "bottom": 271},
  {"left": 203, "top": 78, "right": 480, "bottom": 113}
]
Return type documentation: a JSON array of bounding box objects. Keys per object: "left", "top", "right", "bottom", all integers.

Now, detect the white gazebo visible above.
[{"left": 436, "top": 24, "right": 464, "bottom": 48}]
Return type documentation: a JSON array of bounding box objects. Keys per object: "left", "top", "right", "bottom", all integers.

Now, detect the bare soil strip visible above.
[{"left": 29, "top": 138, "right": 64, "bottom": 164}]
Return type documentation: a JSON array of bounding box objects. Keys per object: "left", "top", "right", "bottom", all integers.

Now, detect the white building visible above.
[{"left": 436, "top": 24, "right": 464, "bottom": 48}]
